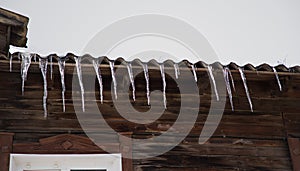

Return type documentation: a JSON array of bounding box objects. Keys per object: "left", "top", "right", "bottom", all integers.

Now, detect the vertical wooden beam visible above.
[
  {"left": 6, "top": 25, "right": 11, "bottom": 58},
  {"left": 288, "top": 138, "right": 300, "bottom": 171},
  {"left": 119, "top": 133, "right": 133, "bottom": 171},
  {"left": 0, "top": 132, "right": 14, "bottom": 171}
]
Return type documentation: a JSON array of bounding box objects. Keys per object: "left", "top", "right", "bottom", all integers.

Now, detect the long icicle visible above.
[
  {"left": 92, "top": 58, "right": 104, "bottom": 104},
  {"left": 160, "top": 63, "right": 167, "bottom": 109},
  {"left": 50, "top": 55, "right": 53, "bottom": 80},
  {"left": 272, "top": 67, "right": 282, "bottom": 91},
  {"left": 109, "top": 60, "right": 117, "bottom": 100},
  {"left": 58, "top": 57, "right": 66, "bottom": 112},
  {"left": 223, "top": 68, "right": 234, "bottom": 111},
  {"left": 238, "top": 67, "right": 253, "bottom": 112},
  {"left": 225, "top": 67, "right": 236, "bottom": 92},
  {"left": 33, "top": 54, "right": 37, "bottom": 62},
  {"left": 9, "top": 54, "right": 12, "bottom": 72},
  {"left": 174, "top": 63, "right": 180, "bottom": 79},
  {"left": 21, "top": 53, "right": 32, "bottom": 95},
  {"left": 74, "top": 56, "right": 85, "bottom": 112},
  {"left": 39, "top": 57, "right": 48, "bottom": 118},
  {"left": 142, "top": 63, "right": 150, "bottom": 105},
  {"left": 191, "top": 64, "right": 198, "bottom": 82},
  {"left": 207, "top": 65, "right": 220, "bottom": 101},
  {"left": 126, "top": 62, "right": 136, "bottom": 101}
]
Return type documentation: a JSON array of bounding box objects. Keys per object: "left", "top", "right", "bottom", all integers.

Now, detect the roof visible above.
[
  {"left": 7, "top": 52, "right": 300, "bottom": 73},
  {"left": 0, "top": 7, "right": 29, "bottom": 47}
]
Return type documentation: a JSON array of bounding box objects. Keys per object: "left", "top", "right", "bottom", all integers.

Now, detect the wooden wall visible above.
[
  {"left": 0, "top": 58, "right": 300, "bottom": 170},
  {"left": 0, "top": 24, "right": 10, "bottom": 56}
]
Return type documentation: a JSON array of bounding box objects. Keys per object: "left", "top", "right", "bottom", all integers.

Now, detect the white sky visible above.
[{"left": 1, "top": 0, "right": 300, "bottom": 66}]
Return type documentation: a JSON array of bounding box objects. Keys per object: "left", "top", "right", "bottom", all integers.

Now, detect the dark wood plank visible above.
[
  {"left": 0, "top": 132, "right": 14, "bottom": 171},
  {"left": 288, "top": 138, "right": 300, "bottom": 171}
]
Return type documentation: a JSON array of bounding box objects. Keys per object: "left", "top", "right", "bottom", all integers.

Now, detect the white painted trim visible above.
[{"left": 9, "top": 153, "right": 122, "bottom": 171}]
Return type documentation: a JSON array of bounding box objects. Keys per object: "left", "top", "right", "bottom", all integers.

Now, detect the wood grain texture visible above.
[
  {"left": 0, "top": 60, "right": 299, "bottom": 170},
  {"left": 288, "top": 138, "right": 300, "bottom": 171},
  {"left": 0, "top": 133, "right": 14, "bottom": 171}
]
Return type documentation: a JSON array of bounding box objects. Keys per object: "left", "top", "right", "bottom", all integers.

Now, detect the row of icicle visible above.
[{"left": 12, "top": 53, "right": 283, "bottom": 117}]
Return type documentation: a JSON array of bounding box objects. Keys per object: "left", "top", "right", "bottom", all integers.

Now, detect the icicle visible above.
[
  {"left": 207, "top": 65, "right": 219, "bottom": 101},
  {"left": 191, "top": 64, "right": 198, "bottom": 82},
  {"left": 92, "top": 58, "right": 104, "bottom": 104},
  {"left": 9, "top": 55, "right": 12, "bottom": 72},
  {"left": 74, "top": 57, "right": 85, "bottom": 112},
  {"left": 174, "top": 63, "right": 180, "bottom": 79},
  {"left": 20, "top": 53, "right": 32, "bottom": 95},
  {"left": 50, "top": 56, "right": 53, "bottom": 80},
  {"left": 18, "top": 53, "right": 21, "bottom": 61},
  {"left": 109, "top": 60, "right": 117, "bottom": 99},
  {"left": 142, "top": 63, "right": 150, "bottom": 105},
  {"left": 33, "top": 54, "right": 37, "bottom": 62},
  {"left": 160, "top": 63, "right": 167, "bottom": 109},
  {"left": 272, "top": 67, "right": 282, "bottom": 91},
  {"left": 238, "top": 67, "right": 253, "bottom": 112},
  {"left": 225, "top": 67, "right": 236, "bottom": 92},
  {"left": 39, "top": 57, "right": 48, "bottom": 118},
  {"left": 126, "top": 62, "right": 136, "bottom": 101},
  {"left": 223, "top": 68, "right": 234, "bottom": 111},
  {"left": 58, "top": 57, "right": 66, "bottom": 112},
  {"left": 9, "top": 54, "right": 12, "bottom": 72}
]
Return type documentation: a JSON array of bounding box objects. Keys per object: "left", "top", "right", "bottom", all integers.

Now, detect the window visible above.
[
  {"left": 24, "top": 170, "right": 61, "bottom": 171},
  {"left": 10, "top": 154, "right": 122, "bottom": 171}
]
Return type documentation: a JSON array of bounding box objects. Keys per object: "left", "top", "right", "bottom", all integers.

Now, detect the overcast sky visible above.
[{"left": 1, "top": 0, "right": 300, "bottom": 66}]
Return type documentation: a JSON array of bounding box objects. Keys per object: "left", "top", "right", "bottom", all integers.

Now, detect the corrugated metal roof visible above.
[{"left": 5, "top": 52, "right": 300, "bottom": 73}]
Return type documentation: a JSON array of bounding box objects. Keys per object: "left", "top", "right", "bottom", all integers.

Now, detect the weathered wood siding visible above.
[
  {"left": 0, "top": 57, "right": 299, "bottom": 170},
  {"left": 0, "top": 7, "right": 29, "bottom": 48},
  {"left": 0, "top": 25, "right": 10, "bottom": 56}
]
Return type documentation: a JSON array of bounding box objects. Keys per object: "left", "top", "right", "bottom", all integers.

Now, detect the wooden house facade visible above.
[{"left": 0, "top": 54, "right": 299, "bottom": 171}]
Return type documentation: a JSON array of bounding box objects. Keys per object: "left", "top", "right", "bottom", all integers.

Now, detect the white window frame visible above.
[{"left": 9, "top": 154, "right": 122, "bottom": 171}]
